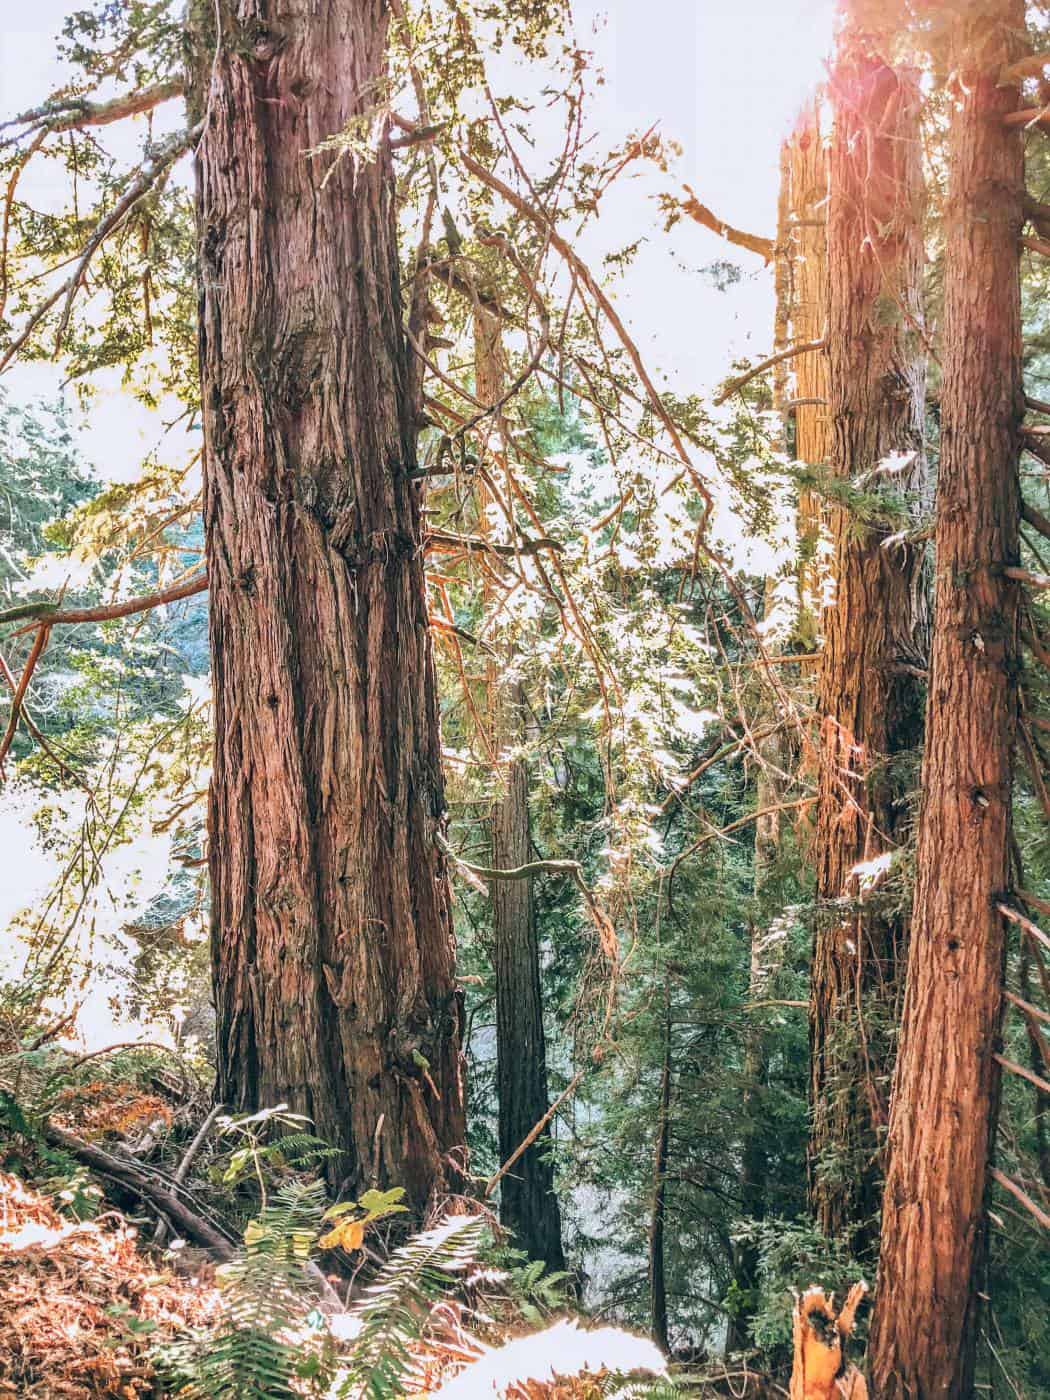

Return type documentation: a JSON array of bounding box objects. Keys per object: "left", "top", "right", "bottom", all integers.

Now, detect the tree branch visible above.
[
  {"left": 1, "top": 81, "right": 184, "bottom": 144},
  {"left": 1001, "top": 50, "right": 1050, "bottom": 84},
  {"left": 994, "top": 1052, "right": 1050, "bottom": 1098},
  {"left": 0, "top": 571, "right": 208, "bottom": 630},
  {"left": 0, "top": 125, "right": 200, "bottom": 370},
  {"left": 989, "top": 1166, "right": 1050, "bottom": 1231},
  {"left": 675, "top": 186, "right": 774, "bottom": 262},
  {"left": 0, "top": 622, "right": 49, "bottom": 775},
  {"left": 714, "top": 339, "right": 827, "bottom": 406}
]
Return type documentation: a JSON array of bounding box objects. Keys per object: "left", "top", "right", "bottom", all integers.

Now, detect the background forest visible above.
[{"left": 0, "top": 0, "right": 1048, "bottom": 1396}]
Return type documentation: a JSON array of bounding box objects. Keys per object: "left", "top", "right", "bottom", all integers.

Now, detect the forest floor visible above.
[{"left": 0, "top": 1171, "right": 220, "bottom": 1398}]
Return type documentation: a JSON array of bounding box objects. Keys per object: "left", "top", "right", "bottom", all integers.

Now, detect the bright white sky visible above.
[{"left": 0, "top": 0, "right": 835, "bottom": 472}]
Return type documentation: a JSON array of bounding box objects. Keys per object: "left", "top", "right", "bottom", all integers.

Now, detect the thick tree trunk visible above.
[
  {"left": 868, "top": 4, "right": 1025, "bottom": 1393},
  {"left": 189, "top": 0, "right": 465, "bottom": 1214},
  {"left": 473, "top": 303, "right": 564, "bottom": 1270},
  {"left": 809, "top": 41, "right": 928, "bottom": 1251}
]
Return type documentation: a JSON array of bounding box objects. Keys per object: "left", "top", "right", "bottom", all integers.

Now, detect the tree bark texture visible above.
[
  {"left": 474, "top": 303, "right": 565, "bottom": 1270},
  {"left": 784, "top": 101, "right": 832, "bottom": 638},
  {"left": 492, "top": 738, "right": 566, "bottom": 1272},
  {"left": 868, "top": 4, "right": 1026, "bottom": 1393},
  {"left": 190, "top": 0, "right": 465, "bottom": 1214},
  {"left": 810, "top": 41, "right": 928, "bottom": 1251}
]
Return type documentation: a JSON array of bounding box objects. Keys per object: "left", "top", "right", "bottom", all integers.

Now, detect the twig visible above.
[
  {"left": 484, "top": 1067, "right": 586, "bottom": 1198},
  {"left": 0, "top": 622, "right": 50, "bottom": 775},
  {"left": 152, "top": 1101, "right": 224, "bottom": 1246}
]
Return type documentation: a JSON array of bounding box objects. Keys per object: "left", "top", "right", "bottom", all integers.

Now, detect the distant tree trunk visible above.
[
  {"left": 787, "top": 99, "right": 832, "bottom": 640},
  {"left": 474, "top": 304, "right": 565, "bottom": 1271},
  {"left": 189, "top": 0, "right": 465, "bottom": 1214},
  {"left": 809, "top": 38, "right": 928, "bottom": 1252},
  {"left": 648, "top": 983, "right": 672, "bottom": 1353},
  {"left": 729, "top": 112, "right": 830, "bottom": 1352},
  {"left": 868, "top": 4, "right": 1025, "bottom": 1393}
]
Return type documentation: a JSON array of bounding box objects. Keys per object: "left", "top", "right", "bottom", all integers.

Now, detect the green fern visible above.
[
  {"left": 155, "top": 1178, "right": 331, "bottom": 1399},
  {"left": 334, "top": 1212, "right": 487, "bottom": 1400}
]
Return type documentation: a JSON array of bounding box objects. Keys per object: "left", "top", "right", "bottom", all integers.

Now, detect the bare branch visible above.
[
  {"left": 425, "top": 529, "right": 561, "bottom": 559},
  {"left": 0, "top": 571, "right": 207, "bottom": 631},
  {"left": 989, "top": 1166, "right": 1050, "bottom": 1231},
  {"left": 714, "top": 339, "right": 827, "bottom": 407},
  {"left": 1, "top": 81, "right": 184, "bottom": 144},
  {"left": 995, "top": 1052, "right": 1050, "bottom": 1097},
  {"left": 1004, "top": 564, "right": 1050, "bottom": 589},
  {"left": 675, "top": 186, "right": 774, "bottom": 261},
  {"left": 1004, "top": 107, "right": 1050, "bottom": 131},
  {"left": 1023, "top": 499, "right": 1050, "bottom": 540},
  {"left": 1004, "top": 989, "right": 1050, "bottom": 1027},
  {"left": 1001, "top": 49, "right": 1050, "bottom": 84},
  {"left": 0, "top": 622, "right": 49, "bottom": 775}
]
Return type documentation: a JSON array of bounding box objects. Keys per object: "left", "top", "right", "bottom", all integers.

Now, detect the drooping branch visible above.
[{"left": 675, "top": 185, "right": 774, "bottom": 261}]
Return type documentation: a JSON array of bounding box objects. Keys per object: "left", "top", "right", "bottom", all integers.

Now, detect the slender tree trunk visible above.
[
  {"left": 809, "top": 39, "right": 928, "bottom": 1252},
  {"left": 491, "top": 728, "right": 566, "bottom": 1271},
  {"left": 729, "top": 113, "right": 831, "bottom": 1351},
  {"left": 474, "top": 303, "right": 564, "bottom": 1270},
  {"left": 189, "top": 0, "right": 465, "bottom": 1214},
  {"left": 787, "top": 100, "right": 832, "bottom": 640},
  {"left": 868, "top": 4, "right": 1025, "bottom": 1392},
  {"left": 648, "top": 984, "right": 672, "bottom": 1353}
]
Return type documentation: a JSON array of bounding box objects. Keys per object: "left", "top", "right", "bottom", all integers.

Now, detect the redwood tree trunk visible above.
[
  {"left": 474, "top": 305, "right": 564, "bottom": 1269},
  {"left": 190, "top": 0, "right": 465, "bottom": 1214},
  {"left": 809, "top": 41, "right": 928, "bottom": 1251},
  {"left": 868, "top": 4, "right": 1025, "bottom": 1392},
  {"left": 492, "top": 735, "right": 565, "bottom": 1271}
]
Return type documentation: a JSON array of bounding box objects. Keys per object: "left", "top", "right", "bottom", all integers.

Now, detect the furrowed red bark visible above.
[
  {"left": 189, "top": 0, "right": 465, "bottom": 1214},
  {"left": 868, "top": 3, "right": 1026, "bottom": 1392},
  {"left": 809, "top": 39, "right": 928, "bottom": 1251}
]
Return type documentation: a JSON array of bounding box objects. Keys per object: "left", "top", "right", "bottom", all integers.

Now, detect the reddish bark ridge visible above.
[
  {"left": 189, "top": 0, "right": 465, "bottom": 1214},
  {"left": 868, "top": 2, "right": 1026, "bottom": 1393},
  {"left": 810, "top": 40, "right": 928, "bottom": 1251}
]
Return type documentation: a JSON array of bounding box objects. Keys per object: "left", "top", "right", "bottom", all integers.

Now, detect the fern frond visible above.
[
  {"left": 154, "top": 1179, "right": 329, "bottom": 1399},
  {"left": 336, "top": 1212, "right": 487, "bottom": 1400}
]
